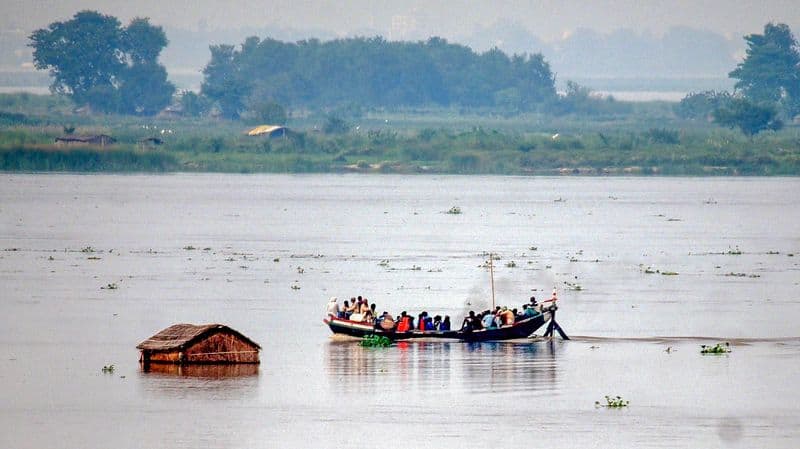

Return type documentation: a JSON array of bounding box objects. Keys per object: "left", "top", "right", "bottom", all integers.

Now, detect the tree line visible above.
[
  {"left": 676, "top": 23, "right": 799, "bottom": 135},
  {"left": 200, "top": 36, "right": 558, "bottom": 118},
  {"left": 27, "top": 10, "right": 800, "bottom": 139}
]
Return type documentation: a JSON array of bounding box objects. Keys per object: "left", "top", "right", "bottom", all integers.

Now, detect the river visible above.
[{"left": 1, "top": 173, "right": 798, "bottom": 448}]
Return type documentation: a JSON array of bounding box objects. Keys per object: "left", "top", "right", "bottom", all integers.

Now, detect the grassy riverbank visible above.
[{"left": 1, "top": 93, "right": 798, "bottom": 175}]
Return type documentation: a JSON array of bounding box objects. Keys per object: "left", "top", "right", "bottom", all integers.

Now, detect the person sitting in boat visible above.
[
  {"left": 417, "top": 311, "right": 429, "bottom": 331},
  {"left": 424, "top": 316, "right": 434, "bottom": 331},
  {"left": 378, "top": 311, "right": 395, "bottom": 331},
  {"left": 529, "top": 296, "right": 538, "bottom": 308},
  {"left": 481, "top": 310, "right": 496, "bottom": 329},
  {"left": 461, "top": 311, "right": 478, "bottom": 331},
  {"left": 345, "top": 298, "right": 358, "bottom": 319},
  {"left": 361, "top": 301, "right": 374, "bottom": 322},
  {"left": 441, "top": 316, "right": 451, "bottom": 331},
  {"left": 474, "top": 312, "right": 484, "bottom": 330},
  {"left": 359, "top": 299, "right": 371, "bottom": 318},
  {"left": 491, "top": 307, "right": 503, "bottom": 328},
  {"left": 396, "top": 311, "right": 413, "bottom": 332},
  {"left": 433, "top": 315, "right": 442, "bottom": 330},
  {"left": 522, "top": 303, "right": 538, "bottom": 318},
  {"left": 498, "top": 307, "right": 515, "bottom": 326},
  {"left": 326, "top": 297, "right": 339, "bottom": 317}
]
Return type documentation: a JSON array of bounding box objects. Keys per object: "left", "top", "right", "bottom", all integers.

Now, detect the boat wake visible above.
[{"left": 561, "top": 335, "right": 800, "bottom": 345}]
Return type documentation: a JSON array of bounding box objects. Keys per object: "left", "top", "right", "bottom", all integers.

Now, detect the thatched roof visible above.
[
  {"left": 247, "top": 125, "right": 286, "bottom": 136},
  {"left": 137, "top": 323, "right": 261, "bottom": 351}
]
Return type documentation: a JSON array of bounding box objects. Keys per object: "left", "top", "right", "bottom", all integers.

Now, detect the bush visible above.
[
  {"left": 675, "top": 91, "right": 731, "bottom": 120},
  {"left": 179, "top": 91, "right": 210, "bottom": 117},
  {"left": 644, "top": 128, "right": 680, "bottom": 145},
  {"left": 713, "top": 98, "right": 783, "bottom": 136},
  {"left": 0, "top": 147, "right": 177, "bottom": 171},
  {"left": 0, "top": 111, "right": 36, "bottom": 126},
  {"left": 245, "top": 99, "right": 287, "bottom": 125},
  {"left": 447, "top": 151, "right": 483, "bottom": 173},
  {"left": 323, "top": 115, "right": 350, "bottom": 134}
]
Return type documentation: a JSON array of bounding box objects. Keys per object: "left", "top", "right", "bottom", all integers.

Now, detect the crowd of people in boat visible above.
[
  {"left": 325, "top": 296, "right": 452, "bottom": 332},
  {"left": 459, "top": 297, "right": 541, "bottom": 332},
  {"left": 326, "top": 294, "right": 546, "bottom": 333}
]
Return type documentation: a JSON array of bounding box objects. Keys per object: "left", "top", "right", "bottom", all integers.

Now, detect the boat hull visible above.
[{"left": 324, "top": 312, "right": 549, "bottom": 342}]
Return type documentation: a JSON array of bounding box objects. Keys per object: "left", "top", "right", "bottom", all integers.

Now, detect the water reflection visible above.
[
  {"left": 325, "top": 339, "right": 560, "bottom": 395},
  {"left": 461, "top": 341, "right": 559, "bottom": 393},
  {"left": 142, "top": 363, "right": 260, "bottom": 378},
  {"left": 138, "top": 364, "right": 259, "bottom": 399}
]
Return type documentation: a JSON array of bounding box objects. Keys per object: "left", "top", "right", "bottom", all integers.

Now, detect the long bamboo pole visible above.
[{"left": 489, "top": 253, "right": 496, "bottom": 310}]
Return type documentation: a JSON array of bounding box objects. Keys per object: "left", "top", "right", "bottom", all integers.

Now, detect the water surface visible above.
[{"left": 1, "top": 174, "right": 798, "bottom": 448}]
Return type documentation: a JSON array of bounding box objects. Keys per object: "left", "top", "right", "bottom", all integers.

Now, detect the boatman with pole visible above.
[{"left": 543, "top": 287, "right": 569, "bottom": 340}]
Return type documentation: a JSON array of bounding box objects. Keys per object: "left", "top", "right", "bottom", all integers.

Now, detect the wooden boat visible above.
[
  {"left": 325, "top": 254, "right": 566, "bottom": 342},
  {"left": 324, "top": 305, "right": 554, "bottom": 342}
]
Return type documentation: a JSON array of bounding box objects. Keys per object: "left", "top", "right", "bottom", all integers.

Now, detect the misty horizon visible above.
[{"left": 2, "top": 1, "right": 797, "bottom": 94}]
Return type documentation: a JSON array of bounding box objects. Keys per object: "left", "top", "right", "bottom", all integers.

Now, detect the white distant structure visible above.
[{"left": 247, "top": 125, "right": 287, "bottom": 138}]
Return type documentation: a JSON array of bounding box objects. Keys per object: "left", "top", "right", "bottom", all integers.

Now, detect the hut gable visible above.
[{"left": 137, "top": 323, "right": 260, "bottom": 364}]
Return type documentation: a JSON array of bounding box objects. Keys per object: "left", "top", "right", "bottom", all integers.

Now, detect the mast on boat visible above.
[{"left": 489, "top": 252, "right": 496, "bottom": 310}]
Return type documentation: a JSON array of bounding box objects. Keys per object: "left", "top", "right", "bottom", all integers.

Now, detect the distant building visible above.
[
  {"left": 247, "top": 125, "right": 287, "bottom": 138},
  {"left": 137, "top": 323, "right": 260, "bottom": 365},
  {"left": 54, "top": 134, "right": 116, "bottom": 147}
]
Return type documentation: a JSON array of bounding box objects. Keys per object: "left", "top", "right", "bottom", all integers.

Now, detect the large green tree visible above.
[
  {"left": 29, "top": 10, "right": 174, "bottom": 115},
  {"left": 729, "top": 23, "right": 800, "bottom": 117},
  {"left": 713, "top": 98, "right": 783, "bottom": 137}
]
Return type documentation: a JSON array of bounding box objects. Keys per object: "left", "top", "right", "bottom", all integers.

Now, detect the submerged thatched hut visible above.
[{"left": 137, "top": 323, "right": 260, "bottom": 365}]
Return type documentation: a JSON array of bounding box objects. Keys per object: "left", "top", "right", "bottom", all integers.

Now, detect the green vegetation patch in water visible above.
[
  {"left": 360, "top": 335, "right": 392, "bottom": 348},
  {"left": 701, "top": 342, "right": 731, "bottom": 354}
]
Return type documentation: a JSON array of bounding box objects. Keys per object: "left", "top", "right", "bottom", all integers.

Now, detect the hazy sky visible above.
[{"left": 4, "top": 0, "right": 799, "bottom": 41}]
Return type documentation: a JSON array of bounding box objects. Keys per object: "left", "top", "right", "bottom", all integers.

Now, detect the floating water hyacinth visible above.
[
  {"left": 360, "top": 335, "right": 392, "bottom": 348},
  {"left": 596, "top": 395, "right": 630, "bottom": 408},
  {"left": 701, "top": 342, "right": 731, "bottom": 354}
]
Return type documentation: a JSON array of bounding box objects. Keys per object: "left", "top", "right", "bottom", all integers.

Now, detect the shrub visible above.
[
  {"left": 644, "top": 128, "right": 680, "bottom": 145},
  {"left": 447, "top": 151, "right": 483, "bottom": 173},
  {"left": 323, "top": 115, "right": 350, "bottom": 134},
  {"left": 675, "top": 91, "right": 732, "bottom": 120}
]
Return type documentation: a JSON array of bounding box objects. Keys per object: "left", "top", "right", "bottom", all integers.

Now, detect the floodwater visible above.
[{"left": 1, "top": 173, "right": 798, "bottom": 449}]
